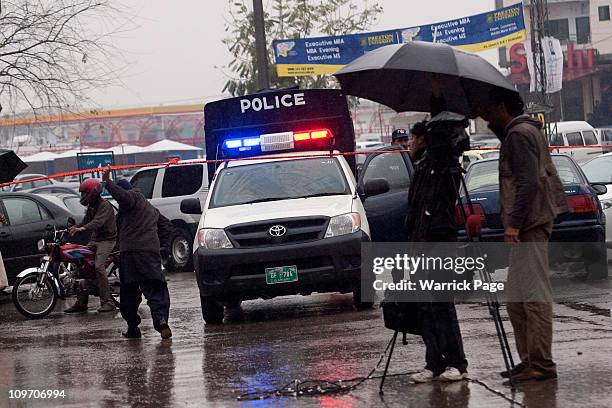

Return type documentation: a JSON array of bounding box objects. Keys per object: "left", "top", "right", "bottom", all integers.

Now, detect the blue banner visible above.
[
  {"left": 273, "top": 3, "right": 526, "bottom": 77},
  {"left": 76, "top": 151, "right": 116, "bottom": 185}
]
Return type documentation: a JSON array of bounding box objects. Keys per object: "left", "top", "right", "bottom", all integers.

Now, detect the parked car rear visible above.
[{"left": 458, "top": 155, "right": 608, "bottom": 279}]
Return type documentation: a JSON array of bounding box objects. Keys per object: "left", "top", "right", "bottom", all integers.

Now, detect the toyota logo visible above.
[{"left": 268, "top": 225, "right": 287, "bottom": 237}]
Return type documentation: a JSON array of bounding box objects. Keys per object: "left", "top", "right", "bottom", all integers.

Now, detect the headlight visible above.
[
  {"left": 601, "top": 198, "right": 612, "bottom": 210},
  {"left": 325, "top": 213, "right": 361, "bottom": 238},
  {"left": 197, "top": 228, "right": 233, "bottom": 249},
  {"left": 37, "top": 239, "right": 46, "bottom": 253}
]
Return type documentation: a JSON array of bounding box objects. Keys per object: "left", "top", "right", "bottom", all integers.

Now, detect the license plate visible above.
[{"left": 265, "top": 266, "right": 298, "bottom": 284}]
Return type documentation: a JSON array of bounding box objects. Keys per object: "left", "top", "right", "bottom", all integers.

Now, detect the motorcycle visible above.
[{"left": 11, "top": 219, "right": 120, "bottom": 319}]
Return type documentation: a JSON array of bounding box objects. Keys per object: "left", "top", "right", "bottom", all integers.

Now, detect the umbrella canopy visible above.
[
  {"left": 334, "top": 41, "right": 517, "bottom": 116},
  {"left": 0, "top": 149, "right": 28, "bottom": 183}
]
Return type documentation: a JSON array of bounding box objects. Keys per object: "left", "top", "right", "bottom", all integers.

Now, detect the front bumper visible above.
[{"left": 194, "top": 231, "right": 368, "bottom": 301}]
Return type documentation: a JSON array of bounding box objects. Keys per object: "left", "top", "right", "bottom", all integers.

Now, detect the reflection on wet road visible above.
[{"left": 0, "top": 272, "right": 610, "bottom": 407}]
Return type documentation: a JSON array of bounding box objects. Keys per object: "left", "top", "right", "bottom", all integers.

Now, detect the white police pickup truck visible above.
[{"left": 181, "top": 89, "right": 389, "bottom": 323}]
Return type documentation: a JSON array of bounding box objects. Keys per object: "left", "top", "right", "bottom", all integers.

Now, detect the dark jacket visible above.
[
  {"left": 496, "top": 115, "right": 568, "bottom": 231},
  {"left": 406, "top": 150, "right": 460, "bottom": 242},
  {"left": 106, "top": 179, "right": 162, "bottom": 253},
  {"left": 405, "top": 95, "right": 460, "bottom": 242},
  {"left": 78, "top": 198, "right": 117, "bottom": 242}
]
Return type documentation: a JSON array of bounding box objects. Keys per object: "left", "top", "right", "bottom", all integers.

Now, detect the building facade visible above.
[{"left": 502, "top": 0, "right": 612, "bottom": 124}]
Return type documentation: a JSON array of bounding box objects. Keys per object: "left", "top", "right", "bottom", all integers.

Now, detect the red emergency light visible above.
[{"left": 293, "top": 129, "right": 332, "bottom": 142}]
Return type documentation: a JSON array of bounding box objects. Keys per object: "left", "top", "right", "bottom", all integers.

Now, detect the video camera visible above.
[{"left": 424, "top": 111, "right": 470, "bottom": 159}]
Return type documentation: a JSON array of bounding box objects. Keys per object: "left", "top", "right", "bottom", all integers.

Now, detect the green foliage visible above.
[{"left": 222, "top": 0, "right": 383, "bottom": 96}]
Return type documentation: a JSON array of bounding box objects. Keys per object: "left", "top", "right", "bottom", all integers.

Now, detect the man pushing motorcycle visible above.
[
  {"left": 65, "top": 178, "right": 118, "bottom": 313},
  {"left": 102, "top": 168, "right": 173, "bottom": 340}
]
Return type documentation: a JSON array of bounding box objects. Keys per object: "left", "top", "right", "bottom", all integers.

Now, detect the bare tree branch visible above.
[{"left": 0, "top": 0, "right": 130, "bottom": 115}]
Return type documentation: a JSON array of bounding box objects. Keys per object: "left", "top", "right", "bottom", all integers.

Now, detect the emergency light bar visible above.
[
  {"left": 204, "top": 89, "right": 356, "bottom": 183},
  {"left": 223, "top": 129, "right": 332, "bottom": 155}
]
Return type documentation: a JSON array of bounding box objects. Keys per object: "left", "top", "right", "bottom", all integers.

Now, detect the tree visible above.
[
  {"left": 222, "top": 0, "right": 383, "bottom": 96},
  {"left": 0, "top": 0, "right": 127, "bottom": 114}
]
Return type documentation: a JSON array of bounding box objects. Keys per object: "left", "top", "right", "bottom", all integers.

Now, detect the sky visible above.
[{"left": 90, "top": 0, "right": 499, "bottom": 109}]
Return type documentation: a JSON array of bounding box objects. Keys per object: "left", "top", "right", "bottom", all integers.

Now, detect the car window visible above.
[
  {"left": 63, "top": 197, "right": 86, "bottom": 215},
  {"left": 362, "top": 152, "right": 410, "bottom": 191},
  {"left": 582, "top": 130, "right": 598, "bottom": 145},
  {"left": 466, "top": 157, "right": 583, "bottom": 192},
  {"left": 162, "top": 165, "right": 204, "bottom": 198},
  {"left": 17, "top": 180, "right": 50, "bottom": 191},
  {"left": 466, "top": 160, "right": 499, "bottom": 192},
  {"left": 604, "top": 130, "right": 612, "bottom": 142},
  {"left": 211, "top": 158, "right": 350, "bottom": 208},
  {"left": 2, "top": 198, "right": 48, "bottom": 225},
  {"left": 582, "top": 155, "right": 612, "bottom": 183},
  {"left": 566, "top": 132, "right": 584, "bottom": 146},
  {"left": 481, "top": 151, "right": 500, "bottom": 159},
  {"left": 550, "top": 132, "right": 564, "bottom": 146},
  {"left": 130, "top": 169, "right": 157, "bottom": 199},
  {"left": 552, "top": 156, "right": 583, "bottom": 184}
]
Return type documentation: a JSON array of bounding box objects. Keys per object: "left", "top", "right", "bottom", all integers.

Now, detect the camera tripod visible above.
[{"left": 379, "top": 161, "right": 516, "bottom": 392}]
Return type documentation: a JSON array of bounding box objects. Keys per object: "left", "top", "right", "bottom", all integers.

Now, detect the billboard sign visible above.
[
  {"left": 273, "top": 3, "right": 526, "bottom": 77},
  {"left": 76, "top": 151, "right": 116, "bottom": 184}
]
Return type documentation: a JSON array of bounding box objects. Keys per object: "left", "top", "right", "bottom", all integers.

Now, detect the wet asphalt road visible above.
[{"left": 0, "top": 269, "right": 610, "bottom": 408}]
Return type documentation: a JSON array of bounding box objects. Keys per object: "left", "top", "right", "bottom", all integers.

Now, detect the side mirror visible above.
[
  {"left": 363, "top": 178, "right": 390, "bottom": 199},
  {"left": 181, "top": 198, "right": 202, "bottom": 215},
  {"left": 66, "top": 217, "right": 76, "bottom": 227},
  {"left": 591, "top": 183, "right": 608, "bottom": 195}
]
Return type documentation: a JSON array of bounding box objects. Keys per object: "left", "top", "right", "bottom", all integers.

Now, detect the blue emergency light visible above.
[
  {"left": 222, "top": 129, "right": 332, "bottom": 157},
  {"left": 204, "top": 89, "right": 356, "bottom": 183}
]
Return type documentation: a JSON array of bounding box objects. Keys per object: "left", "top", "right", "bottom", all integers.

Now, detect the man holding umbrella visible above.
[
  {"left": 403, "top": 78, "right": 469, "bottom": 383},
  {"left": 335, "top": 41, "right": 530, "bottom": 383}
]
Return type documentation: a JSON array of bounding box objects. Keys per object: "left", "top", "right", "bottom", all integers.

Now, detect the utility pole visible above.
[
  {"left": 253, "top": 0, "right": 270, "bottom": 90},
  {"left": 527, "top": 0, "right": 553, "bottom": 136},
  {"left": 528, "top": 0, "right": 551, "bottom": 109}
]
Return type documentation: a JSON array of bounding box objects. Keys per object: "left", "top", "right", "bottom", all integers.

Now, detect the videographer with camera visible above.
[
  {"left": 403, "top": 76, "right": 469, "bottom": 383},
  {"left": 475, "top": 87, "right": 567, "bottom": 383}
]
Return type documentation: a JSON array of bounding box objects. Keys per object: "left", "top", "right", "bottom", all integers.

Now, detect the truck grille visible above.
[{"left": 226, "top": 217, "right": 329, "bottom": 248}]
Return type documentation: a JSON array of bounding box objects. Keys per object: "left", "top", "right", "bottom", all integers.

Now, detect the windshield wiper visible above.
[
  {"left": 296, "top": 192, "right": 348, "bottom": 199},
  {"left": 239, "top": 192, "right": 347, "bottom": 205},
  {"left": 241, "top": 196, "right": 293, "bottom": 204}
]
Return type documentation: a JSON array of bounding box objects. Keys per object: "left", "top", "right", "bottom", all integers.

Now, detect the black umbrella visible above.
[
  {"left": 334, "top": 41, "right": 517, "bottom": 116},
  {"left": 0, "top": 149, "right": 28, "bottom": 183}
]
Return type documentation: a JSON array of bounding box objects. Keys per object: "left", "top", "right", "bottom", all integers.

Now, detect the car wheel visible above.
[
  {"left": 584, "top": 244, "right": 608, "bottom": 280},
  {"left": 166, "top": 228, "right": 194, "bottom": 272},
  {"left": 201, "top": 295, "right": 224, "bottom": 324},
  {"left": 353, "top": 280, "right": 374, "bottom": 311},
  {"left": 585, "top": 260, "right": 608, "bottom": 280}
]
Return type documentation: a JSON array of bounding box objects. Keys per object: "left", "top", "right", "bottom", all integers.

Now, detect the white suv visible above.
[{"left": 130, "top": 162, "right": 208, "bottom": 271}]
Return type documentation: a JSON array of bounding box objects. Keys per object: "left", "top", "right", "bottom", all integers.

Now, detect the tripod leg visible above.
[{"left": 379, "top": 331, "right": 399, "bottom": 394}]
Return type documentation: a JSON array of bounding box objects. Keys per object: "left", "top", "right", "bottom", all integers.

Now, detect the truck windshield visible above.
[{"left": 210, "top": 157, "right": 350, "bottom": 208}]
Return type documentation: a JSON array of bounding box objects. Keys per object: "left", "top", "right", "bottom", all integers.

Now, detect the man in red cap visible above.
[{"left": 65, "top": 178, "right": 117, "bottom": 313}]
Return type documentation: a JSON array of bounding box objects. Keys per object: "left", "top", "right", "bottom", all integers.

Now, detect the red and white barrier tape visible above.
[{"left": 1, "top": 145, "right": 607, "bottom": 188}]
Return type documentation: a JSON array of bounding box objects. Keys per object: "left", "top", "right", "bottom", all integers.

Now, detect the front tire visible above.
[
  {"left": 200, "top": 296, "right": 224, "bottom": 324},
  {"left": 353, "top": 281, "right": 374, "bottom": 310},
  {"left": 12, "top": 272, "right": 57, "bottom": 319},
  {"left": 584, "top": 243, "right": 608, "bottom": 280},
  {"left": 166, "top": 228, "right": 194, "bottom": 272}
]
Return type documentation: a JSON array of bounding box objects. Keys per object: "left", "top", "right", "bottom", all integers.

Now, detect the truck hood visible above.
[{"left": 202, "top": 195, "right": 355, "bottom": 228}]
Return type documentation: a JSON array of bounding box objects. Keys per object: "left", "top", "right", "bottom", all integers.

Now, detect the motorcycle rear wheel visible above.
[{"left": 12, "top": 272, "right": 57, "bottom": 319}]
